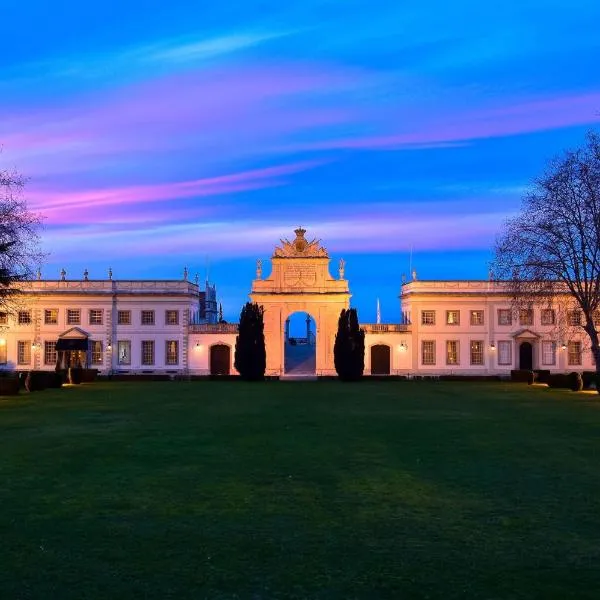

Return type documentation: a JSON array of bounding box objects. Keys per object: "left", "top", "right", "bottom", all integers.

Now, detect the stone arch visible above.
[
  {"left": 250, "top": 228, "right": 351, "bottom": 376},
  {"left": 209, "top": 343, "right": 231, "bottom": 375},
  {"left": 370, "top": 344, "right": 391, "bottom": 375}
]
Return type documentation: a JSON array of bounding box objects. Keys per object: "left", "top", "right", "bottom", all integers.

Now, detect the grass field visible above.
[{"left": 1, "top": 381, "right": 600, "bottom": 599}]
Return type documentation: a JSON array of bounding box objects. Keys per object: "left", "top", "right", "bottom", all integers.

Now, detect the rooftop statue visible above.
[{"left": 273, "top": 227, "right": 328, "bottom": 258}]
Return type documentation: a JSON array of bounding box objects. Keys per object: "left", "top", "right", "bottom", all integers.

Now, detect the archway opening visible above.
[
  {"left": 284, "top": 312, "right": 316, "bottom": 374},
  {"left": 371, "top": 344, "right": 391, "bottom": 375},
  {"left": 210, "top": 344, "right": 231, "bottom": 375},
  {"left": 519, "top": 342, "right": 533, "bottom": 370}
]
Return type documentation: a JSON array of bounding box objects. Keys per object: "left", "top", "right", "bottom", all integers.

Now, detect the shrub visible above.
[
  {"left": 582, "top": 371, "right": 598, "bottom": 390},
  {"left": 548, "top": 373, "right": 570, "bottom": 389},
  {"left": 568, "top": 371, "right": 583, "bottom": 392},
  {"left": 533, "top": 370, "right": 551, "bottom": 384},
  {"left": 511, "top": 370, "right": 535, "bottom": 383},
  {"left": 0, "top": 372, "right": 19, "bottom": 395},
  {"left": 81, "top": 369, "right": 98, "bottom": 383},
  {"left": 334, "top": 308, "right": 365, "bottom": 381},
  {"left": 47, "top": 371, "right": 63, "bottom": 388},
  {"left": 25, "top": 370, "right": 50, "bottom": 392}
]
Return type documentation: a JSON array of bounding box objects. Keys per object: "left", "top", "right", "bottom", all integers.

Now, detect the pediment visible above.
[
  {"left": 511, "top": 328, "right": 540, "bottom": 340},
  {"left": 59, "top": 327, "right": 89, "bottom": 339}
]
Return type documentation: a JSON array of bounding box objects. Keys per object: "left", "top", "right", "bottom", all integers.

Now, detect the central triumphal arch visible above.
[{"left": 250, "top": 228, "right": 350, "bottom": 376}]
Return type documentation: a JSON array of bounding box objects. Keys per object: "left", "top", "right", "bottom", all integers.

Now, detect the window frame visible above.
[
  {"left": 470, "top": 340, "right": 484, "bottom": 365},
  {"left": 541, "top": 341, "right": 556, "bottom": 366},
  {"left": 568, "top": 341, "right": 582, "bottom": 366},
  {"left": 44, "top": 308, "right": 59, "bottom": 325},
  {"left": 497, "top": 309, "right": 512, "bottom": 326},
  {"left": 497, "top": 340, "right": 512, "bottom": 365},
  {"left": 141, "top": 310, "right": 155, "bottom": 326},
  {"left": 18, "top": 310, "right": 32, "bottom": 325},
  {"left": 519, "top": 309, "right": 533, "bottom": 326},
  {"left": 90, "top": 340, "right": 103, "bottom": 365},
  {"left": 446, "top": 310, "right": 460, "bottom": 326},
  {"left": 117, "top": 310, "right": 132, "bottom": 325},
  {"left": 470, "top": 310, "right": 484, "bottom": 326},
  {"left": 44, "top": 340, "right": 57, "bottom": 365},
  {"left": 165, "top": 340, "right": 179, "bottom": 365},
  {"left": 17, "top": 340, "right": 31, "bottom": 365},
  {"left": 446, "top": 340, "right": 459, "bottom": 365},
  {"left": 165, "top": 310, "right": 179, "bottom": 326},
  {"left": 141, "top": 340, "right": 155, "bottom": 365},
  {"left": 421, "top": 340, "right": 436, "bottom": 365},
  {"left": 66, "top": 309, "right": 81, "bottom": 325},
  {"left": 540, "top": 309, "right": 555, "bottom": 326},
  {"left": 421, "top": 311, "right": 436, "bottom": 326},
  {"left": 89, "top": 309, "right": 103, "bottom": 326},
  {"left": 117, "top": 340, "right": 131, "bottom": 365}
]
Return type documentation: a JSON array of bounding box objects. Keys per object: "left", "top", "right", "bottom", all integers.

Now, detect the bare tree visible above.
[
  {"left": 493, "top": 130, "right": 600, "bottom": 383},
  {"left": 0, "top": 167, "right": 43, "bottom": 310}
]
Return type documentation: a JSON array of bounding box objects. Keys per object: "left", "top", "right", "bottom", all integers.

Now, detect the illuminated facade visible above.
[{"left": 0, "top": 230, "right": 594, "bottom": 377}]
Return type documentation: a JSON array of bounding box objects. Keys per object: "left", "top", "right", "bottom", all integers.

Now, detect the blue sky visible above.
[{"left": 1, "top": 0, "right": 599, "bottom": 321}]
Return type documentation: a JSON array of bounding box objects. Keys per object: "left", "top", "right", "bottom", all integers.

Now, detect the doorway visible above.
[{"left": 519, "top": 342, "right": 533, "bottom": 370}]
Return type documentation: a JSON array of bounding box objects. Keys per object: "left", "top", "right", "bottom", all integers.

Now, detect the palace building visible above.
[{"left": 0, "top": 229, "right": 594, "bottom": 377}]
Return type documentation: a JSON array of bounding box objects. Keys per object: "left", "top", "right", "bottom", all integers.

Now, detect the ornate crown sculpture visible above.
[{"left": 273, "top": 228, "right": 328, "bottom": 257}]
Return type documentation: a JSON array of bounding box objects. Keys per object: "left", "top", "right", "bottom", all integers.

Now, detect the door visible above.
[
  {"left": 519, "top": 342, "right": 533, "bottom": 370},
  {"left": 371, "top": 344, "right": 391, "bottom": 375},
  {"left": 210, "top": 344, "right": 231, "bottom": 375}
]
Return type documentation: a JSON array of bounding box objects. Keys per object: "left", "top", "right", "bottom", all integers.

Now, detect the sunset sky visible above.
[{"left": 2, "top": 0, "right": 599, "bottom": 321}]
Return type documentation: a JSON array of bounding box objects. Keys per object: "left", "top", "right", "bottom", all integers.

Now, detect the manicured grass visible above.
[{"left": 1, "top": 381, "right": 600, "bottom": 599}]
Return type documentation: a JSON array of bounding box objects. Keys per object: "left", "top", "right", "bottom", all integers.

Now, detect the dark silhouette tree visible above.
[
  {"left": 0, "top": 166, "right": 42, "bottom": 310},
  {"left": 493, "top": 130, "right": 600, "bottom": 389},
  {"left": 334, "top": 307, "right": 365, "bottom": 381},
  {"left": 234, "top": 302, "right": 266, "bottom": 381}
]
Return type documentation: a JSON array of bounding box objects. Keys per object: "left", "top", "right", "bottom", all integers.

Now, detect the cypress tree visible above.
[
  {"left": 334, "top": 307, "right": 365, "bottom": 381},
  {"left": 234, "top": 302, "right": 266, "bottom": 381}
]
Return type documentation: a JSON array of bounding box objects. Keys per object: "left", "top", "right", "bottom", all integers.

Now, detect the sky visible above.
[{"left": 1, "top": 0, "right": 600, "bottom": 322}]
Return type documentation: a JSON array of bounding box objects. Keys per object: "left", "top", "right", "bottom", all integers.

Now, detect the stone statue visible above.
[
  {"left": 60, "top": 268, "right": 66, "bottom": 281},
  {"left": 338, "top": 258, "right": 345, "bottom": 280},
  {"left": 256, "top": 259, "right": 263, "bottom": 279},
  {"left": 83, "top": 269, "right": 89, "bottom": 281},
  {"left": 183, "top": 266, "right": 188, "bottom": 281},
  {"left": 36, "top": 268, "right": 42, "bottom": 280},
  {"left": 108, "top": 267, "right": 113, "bottom": 280},
  {"left": 195, "top": 273, "right": 199, "bottom": 286}
]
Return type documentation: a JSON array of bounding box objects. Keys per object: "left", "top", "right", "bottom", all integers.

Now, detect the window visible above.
[
  {"left": 89, "top": 309, "right": 103, "bottom": 325},
  {"left": 0, "top": 312, "right": 7, "bottom": 325},
  {"left": 568, "top": 310, "right": 582, "bottom": 326},
  {"left": 18, "top": 311, "right": 31, "bottom": 325},
  {"left": 118, "top": 340, "right": 131, "bottom": 365},
  {"left": 67, "top": 309, "right": 81, "bottom": 325},
  {"left": 542, "top": 341, "right": 556, "bottom": 366},
  {"left": 446, "top": 340, "right": 459, "bottom": 365},
  {"left": 165, "top": 310, "right": 179, "bottom": 325},
  {"left": 141, "top": 310, "right": 155, "bottom": 326},
  {"left": 594, "top": 311, "right": 600, "bottom": 326},
  {"left": 44, "top": 309, "right": 58, "bottom": 325},
  {"left": 470, "top": 340, "right": 484, "bottom": 365},
  {"left": 0, "top": 342, "right": 6, "bottom": 364},
  {"left": 90, "top": 340, "right": 103, "bottom": 365},
  {"left": 498, "top": 341, "right": 512, "bottom": 365},
  {"left": 541, "top": 309, "right": 555, "bottom": 326},
  {"left": 44, "top": 341, "right": 57, "bottom": 365},
  {"left": 568, "top": 341, "right": 582, "bottom": 366},
  {"left": 17, "top": 341, "right": 31, "bottom": 365},
  {"left": 421, "top": 311, "right": 435, "bottom": 325},
  {"left": 141, "top": 340, "right": 154, "bottom": 365},
  {"left": 422, "top": 341, "right": 435, "bottom": 365},
  {"left": 117, "top": 310, "right": 131, "bottom": 325},
  {"left": 519, "top": 309, "right": 533, "bottom": 326},
  {"left": 446, "top": 311, "right": 460, "bottom": 325},
  {"left": 165, "top": 340, "right": 178, "bottom": 365},
  {"left": 498, "top": 309, "right": 512, "bottom": 326},
  {"left": 470, "top": 310, "right": 484, "bottom": 326}
]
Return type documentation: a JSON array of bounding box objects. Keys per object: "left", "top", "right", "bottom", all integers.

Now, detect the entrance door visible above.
[
  {"left": 210, "top": 344, "right": 231, "bottom": 375},
  {"left": 371, "top": 344, "right": 391, "bottom": 375},
  {"left": 519, "top": 342, "right": 533, "bottom": 370}
]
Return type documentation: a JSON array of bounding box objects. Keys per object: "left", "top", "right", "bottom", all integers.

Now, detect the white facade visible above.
[{"left": 0, "top": 235, "right": 595, "bottom": 378}]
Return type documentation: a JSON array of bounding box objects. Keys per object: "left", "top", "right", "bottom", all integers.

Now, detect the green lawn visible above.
[{"left": 1, "top": 381, "right": 600, "bottom": 599}]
